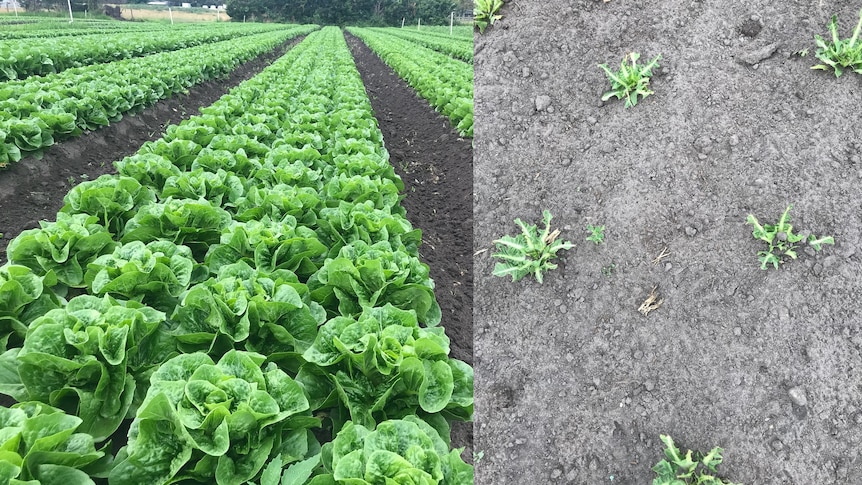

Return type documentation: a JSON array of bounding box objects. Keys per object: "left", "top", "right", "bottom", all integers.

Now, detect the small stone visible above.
[
  {"left": 664, "top": 262, "right": 672, "bottom": 271},
  {"left": 645, "top": 380, "right": 655, "bottom": 391},
  {"left": 789, "top": 387, "right": 808, "bottom": 407},
  {"left": 559, "top": 304, "right": 567, "bottom": 314},
  {"left": 521, "top": 67, "right": 531, "bottom": 77},
  {"left": 586, "top": 116, "right": 597, "bottom": 125},
  {"left": 561, "top": 158, "right": 572, "bottom": 167},
  {"left": 729, "top": 135, "right": 739, "bottom": 146},
  {"left": 739, "top": 42, "right": 780, "bottom": 65},
  {"left": 535, "top": 95, "right": 552, "bottom": 112},
  {"left": 733, "top": 327, "right": 742, "bottom": 336},
  {"left": 771, "top": 439, "right": 784, "bottom": 451},
  {"left": 551, "top": 469, "right": 562, "bottom": 479},
  {"left": 565, "top": 353, "right": 574, "bottom": 362},
  {"left": 685, "top": 226, "right": 697, "bottom": 237}
]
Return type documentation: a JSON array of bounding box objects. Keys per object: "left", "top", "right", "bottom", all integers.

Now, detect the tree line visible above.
[{"left": 225, "top": 0, "right": 472, "bottom": 26}]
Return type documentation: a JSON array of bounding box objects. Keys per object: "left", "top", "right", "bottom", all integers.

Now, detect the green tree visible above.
[{"left": 226, "top": 0, "right": 455, "bottom": 25}]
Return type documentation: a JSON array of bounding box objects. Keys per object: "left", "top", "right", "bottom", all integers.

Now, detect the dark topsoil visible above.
[
  {"left": 474, "top": 1, "right": 862, "bottom": 484},
  {"left": 0, "top": 31, "right": 473, "bottom": 456},
  {"left": 346, "top": 33, "right": 474, "bottom": 455}
]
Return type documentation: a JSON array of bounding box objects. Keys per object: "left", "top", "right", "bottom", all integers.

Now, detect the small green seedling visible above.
[
  {"left": 599, "top": 52, "right": 662, "bottom": 107},
  {"left": 492, "top": 210, "right": 574, "bottom": 283},
  {"left": 746, "top": 205, "right": 834, "bottom": 270},
  {"left": 601, "top": 263, "right": 616, "bottom": 277},
  {"left": 586, "top": 224, "right": 605, "bottom": 244},
  {"left": 812, "top": 9, "right": 862, "bottom": 77},
  {"left": 474, "top": 0, "right": 504, "bottom": 33},
  {"left": 652, "top": 435, "right": 741, "bottom": 485},
  {"left": 473, "top": 450, "right": 485, "bottom": 463}
]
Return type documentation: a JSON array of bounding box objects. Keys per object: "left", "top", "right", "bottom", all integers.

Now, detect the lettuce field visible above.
[{"left": 0, "top": 20, "right": 472, "bottom": 485}]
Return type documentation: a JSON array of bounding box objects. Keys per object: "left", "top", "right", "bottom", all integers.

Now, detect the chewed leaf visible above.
[
  {"left": 491, "top": 211, "right": 573, "bottom": 283},
  {"left": 808, "top": 235, "right": 835, "bottom": 251},
  {"left": 758, "top": 252, "right": 780, "bottom": 270}
]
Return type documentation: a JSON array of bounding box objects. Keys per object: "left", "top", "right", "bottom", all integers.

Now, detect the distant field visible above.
[
  {"left": 107, "top": 4, "right": 230, "bottom": 22},
  {"left": 0, "top": 6, "right": 229, "bottom": 21}
]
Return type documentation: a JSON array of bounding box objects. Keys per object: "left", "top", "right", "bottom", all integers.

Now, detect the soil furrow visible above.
[{"left": 345, "top": 32, "right": 474, "bottom": 457}]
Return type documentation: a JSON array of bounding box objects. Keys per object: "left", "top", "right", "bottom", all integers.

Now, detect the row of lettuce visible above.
[
  {"left": 0, "top": 23, "right": 295, "bottom": 81},
  {"left": 366, "top": 28, "right": 473, "bottom": 63},
  {"left": 0, "top": 25, "right": 317, "bottom": 168},
  {"left": 348, "top": 27, "right": 473, "bottom": 138},
  {"left": 0, "top": 18, "right": 206, "bottom": 39},
  {"left": 0, "top": 26, "right": 472, "bottom": 485}
]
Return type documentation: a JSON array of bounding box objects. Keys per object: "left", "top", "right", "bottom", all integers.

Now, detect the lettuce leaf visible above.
[
  {"left": 7, "top": 212, "right": 116, "bottom": 288},
  {"left": 0, "top": 295, "right": 168, "bottom": 441},
  {"left": 110, "top": 350, "right": 314, "bottom": 485}
]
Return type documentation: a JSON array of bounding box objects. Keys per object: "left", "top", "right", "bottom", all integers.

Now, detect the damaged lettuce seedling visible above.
[
  {"left": 599, "top": 52, "right": 662, "bottom": 107},
  {"left": 492, "top": 210, "right": 574, "bottom": 283},
  {"left": 474, "top": 0, "right": 504, "bottom": 33},
  {"left": 812, "top": 9, "right": 862, "bottom": 77},
  {"left": 652, "top": 434, "right": 742, "bottom": 485},
  {"left": 746, "top": 205, "right": 834, "bottom": 270}
]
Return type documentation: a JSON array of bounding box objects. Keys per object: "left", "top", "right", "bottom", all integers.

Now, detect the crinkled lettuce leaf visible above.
[{"left": 110, "top": 350, "right": 314, "bottom": 485}]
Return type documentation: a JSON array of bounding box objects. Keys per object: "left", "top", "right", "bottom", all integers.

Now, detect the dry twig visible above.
[{"left": 639, "top": 286, "right": 663, "bottom": 316}]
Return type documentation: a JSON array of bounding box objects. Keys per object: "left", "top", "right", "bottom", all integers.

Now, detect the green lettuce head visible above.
[
  {"left": 0, "top": 401, "right": 109, "bottom": 485},
  {"left": 0, "top": 294, "right": 170, "bottom": 441},
  {"left": 6, "top": 213, "right": 116, "bottom": 288},
  {"left": 109, "top": 350, "right": 314, "bottom": 485},
  {"left": 0, "top": 265, "right": 61, "bottom": 351},
  {"left": 316, "top": 417, "right": 473, "bottom": 485}
]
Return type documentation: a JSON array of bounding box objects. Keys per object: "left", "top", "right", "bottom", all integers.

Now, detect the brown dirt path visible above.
[{"left": 346, "top": 32, "right": 474, "bottom": 457}]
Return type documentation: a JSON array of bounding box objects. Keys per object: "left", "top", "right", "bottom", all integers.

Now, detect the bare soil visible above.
[
  {"left": 473, "top": 1, "right": 862, "bottom": 483},
  {"left": 347, "top": 32, "right": 474, "bottom": 456}
]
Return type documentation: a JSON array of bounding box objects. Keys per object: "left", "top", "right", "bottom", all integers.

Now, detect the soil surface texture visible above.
[
  {"left": 474, "top": 1, "right": 862, "bottom": 484},
  {"left": 348, "top": 32, "right": 474, "bottom": 456}
]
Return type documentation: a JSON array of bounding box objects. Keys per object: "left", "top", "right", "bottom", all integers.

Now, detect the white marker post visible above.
[
  {"left": 417, "top": 18, "right": 420, "bottom": 30},
  {"left": 450, "top": 11, "right": 454, "bottom": 35},
  {"left": 216, "top": 7, "right": 220, "bottom": 21},
  {"left": 66, "top": 0, "right": 73, "bottom": 22},
  {"left": 169, "top": 7, "right": 174, "bottom": 24},
  {"left": 13, "top": 0, "right": 18, "bottom": 18},
  {"left": 401, "top": 17, "right": 404, "bottom": 28}
]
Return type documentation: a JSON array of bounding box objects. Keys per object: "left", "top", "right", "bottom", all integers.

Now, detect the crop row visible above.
[
  {"left": 0, "top": 26, "right": 472, "bottom": 485},
  {"left": 348, "top": 27, "right": 473, "bottom": 137},
  {"left": 367, "top": 27, "right": 473, "bottom": 63},
  {"left": 413, "top": 25, "right": 473, "bottom": 39},
  {"left": 0, "top": 26, "right": 317, "bottom": 168},
  {"left": 0, "top": 23, "right": 295, "bottom": 80},
  {"left": 0, "top": 18, "right": 188, "bottom": 39}
]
